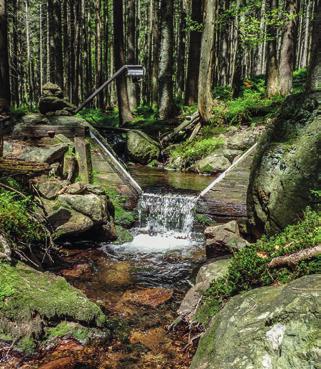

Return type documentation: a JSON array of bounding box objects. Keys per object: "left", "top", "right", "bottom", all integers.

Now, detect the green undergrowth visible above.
[
  {"left": 0, "top": 189, "right": 45, "bottom": 245},
  {"left": 196, "top": 208, "right": 321, "bottom": 325},
  {"left": 170, "top": 136, "right": 225, "bottom": 163}
]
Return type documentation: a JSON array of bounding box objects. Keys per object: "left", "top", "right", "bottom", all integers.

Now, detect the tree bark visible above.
[
  {"left": 266, "top": 0, "right": 280, "bottom": 97},
  {"left": 306, "top": 0, "right": 321, "bottom": 93},
  {"left": 279, "top": 0, "right": 298, "bottom": 96},
  {"left": 0, "top": 0, "right": 10, "bottom": 111},
  {"left": 127, "top": 0, "right": 138, "bottom": 110},
  {"left": 113, "top": 0, "right": 133, "bottom": 125},
  {"left": 185, "top": 0, "right": 203, "bottom": 105},
  {"left": 198, "top": 0, "right": 216, "bottom": 122},
  {"left": 158, "top": 0, "right": 175, "bottom": 120}
]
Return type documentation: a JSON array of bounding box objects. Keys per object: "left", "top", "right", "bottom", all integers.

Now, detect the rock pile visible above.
[{"left": 39, "top": 82, "right": 76, "bottom": 116}]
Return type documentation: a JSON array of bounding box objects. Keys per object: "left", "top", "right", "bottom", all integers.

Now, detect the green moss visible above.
[
  {"left": 104, "top": 188, "right": 136, "bottom": 227},
  {"left": 46, "top": 321, "right": 94, "bottom": 343},
  {"left": 113, "top": 225, "right": 134, "bottom": 245},
  {"left": 196, "top": 209, "right": 321, "bottom": 325},
  {"left": 17, "top": 336, "right": 36, "bottom": 354},
  {"left": 0, "top": 262, "right": 106, "bottom": 330},
  {"left": 170, "top": 137, "right": 224, "bottom": 163},
  {"left": 195, "top": 214, "right": 213, "bottom": 226}
]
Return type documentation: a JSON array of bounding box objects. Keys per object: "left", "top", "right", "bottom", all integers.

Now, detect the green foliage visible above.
[
  {"left": 10, "top": 105, "right": 37, "bottom": 118},
  {"left": 196, "top": 209, "right": 321, "bottom": 324},
  {"left": 185, "top": 16, "right": 203, "bottom": 32},
  {"left": 0, "top": 191, "right": 45, "bottom": 244},
  {"left": 77, "top": 108, "right": 119, "bottom": 127},
  {"left": 104, "top": 188, "right": 136, "bottom": 227},
  {"left": 195, "top": 214, "right": 213, "bottom": 226},
  {"left": 170, "top": 137, "right": 224, "bottom": 162}
]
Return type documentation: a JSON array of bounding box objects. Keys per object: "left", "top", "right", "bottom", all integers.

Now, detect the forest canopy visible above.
[{"left": 0, "top": 0, "right": 318, "bottom": 124}]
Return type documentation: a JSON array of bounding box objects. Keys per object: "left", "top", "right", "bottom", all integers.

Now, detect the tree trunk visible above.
[
  {"left": 266, "top": 0, "right": 280, "bottom": 97},
  {"left": 113, "top": 0, "right": 133, "bottom": 125},
  {"left": 176, "top": 0, "right": 187, "bottom": 100},
  {"left": 158, "top": 0, "right": 175, "bottom": 120},
  {"left": 306, "top": 0, "right": 321, "bottom": 93},
  {"left": 198, "top": 0, "right": 216, "bottom": 122},
  {"left": 279, "top": 0, "right": 298, "bottom": 96},
  {"left": 185, "top": 0, "right": 203, "bottom": 105},
  {"left": 0, "top": 0, "right": 10, "bottom": 111},
  {"left": 127, "top": 0, "right": 138, "bottom": 110}
]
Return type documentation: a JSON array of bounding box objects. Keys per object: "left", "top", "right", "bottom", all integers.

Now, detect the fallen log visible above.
[
  {"left": 161, "top": 111, "right": 201, "bottom": 146},
  {"left": 0, "top": 158, "right": 50, "bottom": 175},
  {"left": 268, "top": 245, "right": 321, "bottom": 268}
]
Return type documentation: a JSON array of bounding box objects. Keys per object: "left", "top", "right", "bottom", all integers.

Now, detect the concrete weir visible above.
[{"left": 196, "top": 144, "right": 258, "bottom": 223}]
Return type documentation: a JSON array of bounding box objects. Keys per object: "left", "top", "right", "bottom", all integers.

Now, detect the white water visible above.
[{"left": 118, "top": 192, "right": 201, "bottom": 253}]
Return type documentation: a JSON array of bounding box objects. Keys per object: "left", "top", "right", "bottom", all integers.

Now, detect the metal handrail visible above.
[{"left": 75, "top": 65, "right": 144, "bottom": 114}]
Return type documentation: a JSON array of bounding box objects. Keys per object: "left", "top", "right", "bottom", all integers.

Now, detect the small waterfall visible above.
[{"left": 138, "top": 192, "right": 197, "bottom": 237}]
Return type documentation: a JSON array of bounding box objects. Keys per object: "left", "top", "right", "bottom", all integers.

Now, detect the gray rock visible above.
[
  {"left": 35, "top": 179, "right": 68, "bottom": 199},
  {"left": 178, "top": 259, "right": 231, "bottom": 322},
  {"left": 193, "top": 154, "right": 231, "bottom": 174},
  {"left": 127, "top": 130, "right": 160, "bottom": 164},
  {"left": 191, "top": 274, "right": 321, "bottom": 369},
  {"left": 54, "top": 211, "right": 94, "bottom": 239},
  {"left": 225, "top": 126, "right": 265, "bottom": 151},
  {"left": 58, "top": 193, "right": 108, "bottom": 223},
  {"left": 21, "top": 113, "right": 50, "bottom": 125},
  {"left": 17, "top": 144, "right": 68, "bottom": 164},
  {"left": 205, "top": 221, "right": 249, "bottom": 257},
  {"left": 39, "top": 96, "right": 75, "bottom": 115},
  {"left": 196, "top": 258, "right": 232, "bottom": 285},
  {"left": 248, "top": 94, "right": 321, "bottom": 235}
]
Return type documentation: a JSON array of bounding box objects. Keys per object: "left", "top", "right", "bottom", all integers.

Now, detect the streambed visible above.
[{"left": 4, "top": 185, "right": 206, "bottom": 368}]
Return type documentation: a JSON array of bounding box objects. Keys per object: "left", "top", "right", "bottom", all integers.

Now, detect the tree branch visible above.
[{"left": 268, "top": 245, "right": 321, "bottom": 268}]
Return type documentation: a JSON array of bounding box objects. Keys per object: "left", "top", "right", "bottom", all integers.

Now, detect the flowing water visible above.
[{"left": 102, "top": 191, "right": 205, "bottom": 287}]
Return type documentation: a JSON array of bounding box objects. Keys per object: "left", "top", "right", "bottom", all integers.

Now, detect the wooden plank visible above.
[
  {"left": 74, "top": 137, "right": 93, "bottom": 184},
  {"left": 0, "top": 159, "right": 50, "bottom": 174},
  {"left": 12, "top": 124, "right": 88, "bottom": 139}
]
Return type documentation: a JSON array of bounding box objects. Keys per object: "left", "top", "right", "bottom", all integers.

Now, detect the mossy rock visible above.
[
  {"left": 113, "top": 225, "right": 134, "bottom": 245},
  {"left": 0, "top": 262, "right": 107, "bottom": 352},
  {"left": 127, "top": 130, "right": 160, "bottom": 165},
  {"left": 191, "top": 274, "right": 321, "bottom": 369},
  {"left": 248, "top": 93, "right": 321, "bottom": 235}
]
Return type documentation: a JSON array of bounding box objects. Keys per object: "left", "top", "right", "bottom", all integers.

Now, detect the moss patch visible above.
[
  {"left": 196, "top": 209, "right": 321, "bottom": 325},
  {"left": 113, "top": 225, "right": 134, "bottom": 245},
  {"left": 104, "top": 189, "right": 137, "bottom": 227},
  {"left": 0, "top": 262, "right": 107, "bottom": 351}
]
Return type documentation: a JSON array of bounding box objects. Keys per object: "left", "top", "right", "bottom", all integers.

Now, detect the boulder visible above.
[
  {"left": 20, "top": 113, "right": 50, "bottom": 125},
  {"left": 248, "top": 94, "right": 321, "bottom": 235},
  {"left": 35, "top": 178, "right": 68, "bottom": 199},
  {"left": 39, "top": 97, "right": 75, "bottom": 115},
  {"left": 193, "top": 154, "right": 231, "bottom": 174},
  {"left": 40, "top": 182, "right": 116, "bottom": 240},
  {"left": 191, "top": 274, "right": 321, "bottom": 369},
  {"left": 58, "top": 193, "right": 108, "bottom": 223},
  {"left": 225, "top": 125, "right": 265, "bottom": 151},
  {"left": 42, "top": 82, "right": 64, "bottom": 98},
  {"left": 205, "top": 221, "right": 249, "bottom": 257},
  {"left": 127, "top": 130, "right": 160, "bottom": 164},
  {"left": 17, "top": 144, "right": 68, "bottom": 164},
  {"left": 54, "top": 211, "right": 94, "bottom": 239},
  {"left": 178, "top": 258, "right": 231, "bottom": 321}
]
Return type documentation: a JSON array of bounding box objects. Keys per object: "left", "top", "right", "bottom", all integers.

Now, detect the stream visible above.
[{"left": 15, "top": 180, "right": 207, "bottom": 369}]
